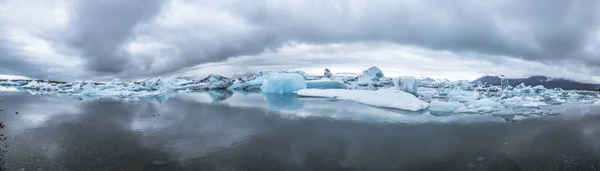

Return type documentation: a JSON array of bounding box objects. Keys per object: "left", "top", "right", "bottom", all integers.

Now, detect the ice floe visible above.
[{"left": 297, "top": 88, "right": 430, "bottom": 112}]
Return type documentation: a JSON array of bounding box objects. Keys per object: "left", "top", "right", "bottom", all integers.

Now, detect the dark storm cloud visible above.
[
  {"left": 70, "top": 0, "right": 164, "bottom": 74},
  {"left": 126, "top": 0, "right": 600, "bottom": 77},
  {"left": 234, "top": 0, "right": 600, "bottom": 63}
]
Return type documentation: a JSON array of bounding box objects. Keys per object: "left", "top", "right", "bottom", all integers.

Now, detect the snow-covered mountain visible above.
[{"left": 472, "top": 76, "right": 600, "bottom": 91}]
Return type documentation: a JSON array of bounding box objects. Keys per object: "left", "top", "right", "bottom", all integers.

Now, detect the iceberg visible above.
[
  {"left": 395, "top": 76, "right": 419, "bottom": 95},
  {"left": 260, "top": 73, "right": 307, "bottom": 94},
  {"left": 297, "top": 88, "right": 430, "bottom": 111},
  {"left": 306, "top": 78, "right": 349, "bottom": 89},
  {"left": 356, "top": 67, "right": 384, "bottom": 86},
  {"left": 429, "top": 100, "right": 466, "bottom": 116}
]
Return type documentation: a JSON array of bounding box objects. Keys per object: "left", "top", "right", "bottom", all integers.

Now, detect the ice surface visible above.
[
  {"left": 260, "top": 73, "right": 307, "bottom": 93},
  {"left": 447, "top": 90, "right": 480, "bottom": 102},
  {"left": 395, "top": 76, "right": 419, "bottom": 95},
  {"left": 356, "top": 67, "right": 384, "bottom": 86},
  {"left": 454, "top": 98, "right": 502, "bottom": 114},
  {"left": 306, "top": 78, "right": 349, "bottom": 89},
  {"left": 297, "top": 88, "right": 430, "bottom": 111},
  {"left": 429, "top": 100, "right": 466, "bottom": 116}
]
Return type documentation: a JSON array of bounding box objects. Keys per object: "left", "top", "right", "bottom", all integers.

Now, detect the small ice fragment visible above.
[{"left": 261, "top": 73, "right": 307, "bottom": 93}]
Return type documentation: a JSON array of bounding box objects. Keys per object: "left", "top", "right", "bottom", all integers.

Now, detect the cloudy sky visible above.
[{"left": 1, "top": 0, "right": 600, "bottom": 83}]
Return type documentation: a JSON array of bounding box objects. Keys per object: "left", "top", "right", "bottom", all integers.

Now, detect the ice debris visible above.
[{"left": 297, "top": 88, "right": 430, "bottom": 112}]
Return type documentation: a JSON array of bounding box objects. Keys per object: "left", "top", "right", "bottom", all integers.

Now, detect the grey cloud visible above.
[
  {"left": 70, "top": 0, "right": 164, "bottom": 74},
  {"left": 125, "top": 0, "right": 600, "bottom": 77}
]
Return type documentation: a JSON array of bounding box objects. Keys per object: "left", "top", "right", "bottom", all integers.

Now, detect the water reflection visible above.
[
  {"left": 263, "top": 93, "right": 305, "bottom": 111},
  {"left": 2, "top": 92, "right": 600, "bottom": 170}
]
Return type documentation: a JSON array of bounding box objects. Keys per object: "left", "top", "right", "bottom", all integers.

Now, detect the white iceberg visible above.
[
  {"left": 260, "top": 73, "right": 307, "bottom": 94},
  {"left": 297, "top": 88, "right": 429, "bottom": 111},
  {"left": 356, "top": 67, "right": 384, "bottom": 86},
  {"left": 428, "top": 100, "right": 465, "bottom": 116}
]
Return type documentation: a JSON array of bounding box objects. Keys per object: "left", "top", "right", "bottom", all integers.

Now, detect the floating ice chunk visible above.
[
  {"left": 356, "top": 67, "right": 384, "bottom": 86},
  {"left": 260, "top": 73, "right": 307, "bottom": 93},
  {"left": 429, "top": 100, "right": 465, "bottom": 116},
  {"left": 594, "top": 100, "right": 600, "bottom": 105},
  {"left": 395, "top": 76, "right": 419, "bottom": 95},
  {"left": 306, "top": 78, "right": 348, "bottom": 89},
  {"left": 297, "top": 88, "right": 429, "bottom": 111}
]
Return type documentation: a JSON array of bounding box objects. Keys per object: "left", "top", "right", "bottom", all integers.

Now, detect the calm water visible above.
[{"left": 1, "top": 90, "right": 600, "bottom": 171}]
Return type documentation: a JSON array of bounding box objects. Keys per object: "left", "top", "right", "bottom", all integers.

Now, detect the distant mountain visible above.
[{"left": 472, "top": 76, "right": 600, "bottom": 91}]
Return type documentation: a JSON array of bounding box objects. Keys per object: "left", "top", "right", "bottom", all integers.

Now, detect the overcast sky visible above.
[{"left": 1, "top": 0, "right": 599, "bottom": 82}]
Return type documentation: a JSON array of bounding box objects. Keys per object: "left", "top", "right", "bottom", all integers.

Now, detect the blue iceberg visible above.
[
  {"left": 260, "top": 73, "right": 307, "bottom": 93},
  {"left": 306, "top": 78, "right": 348, "bottom": 89}
]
